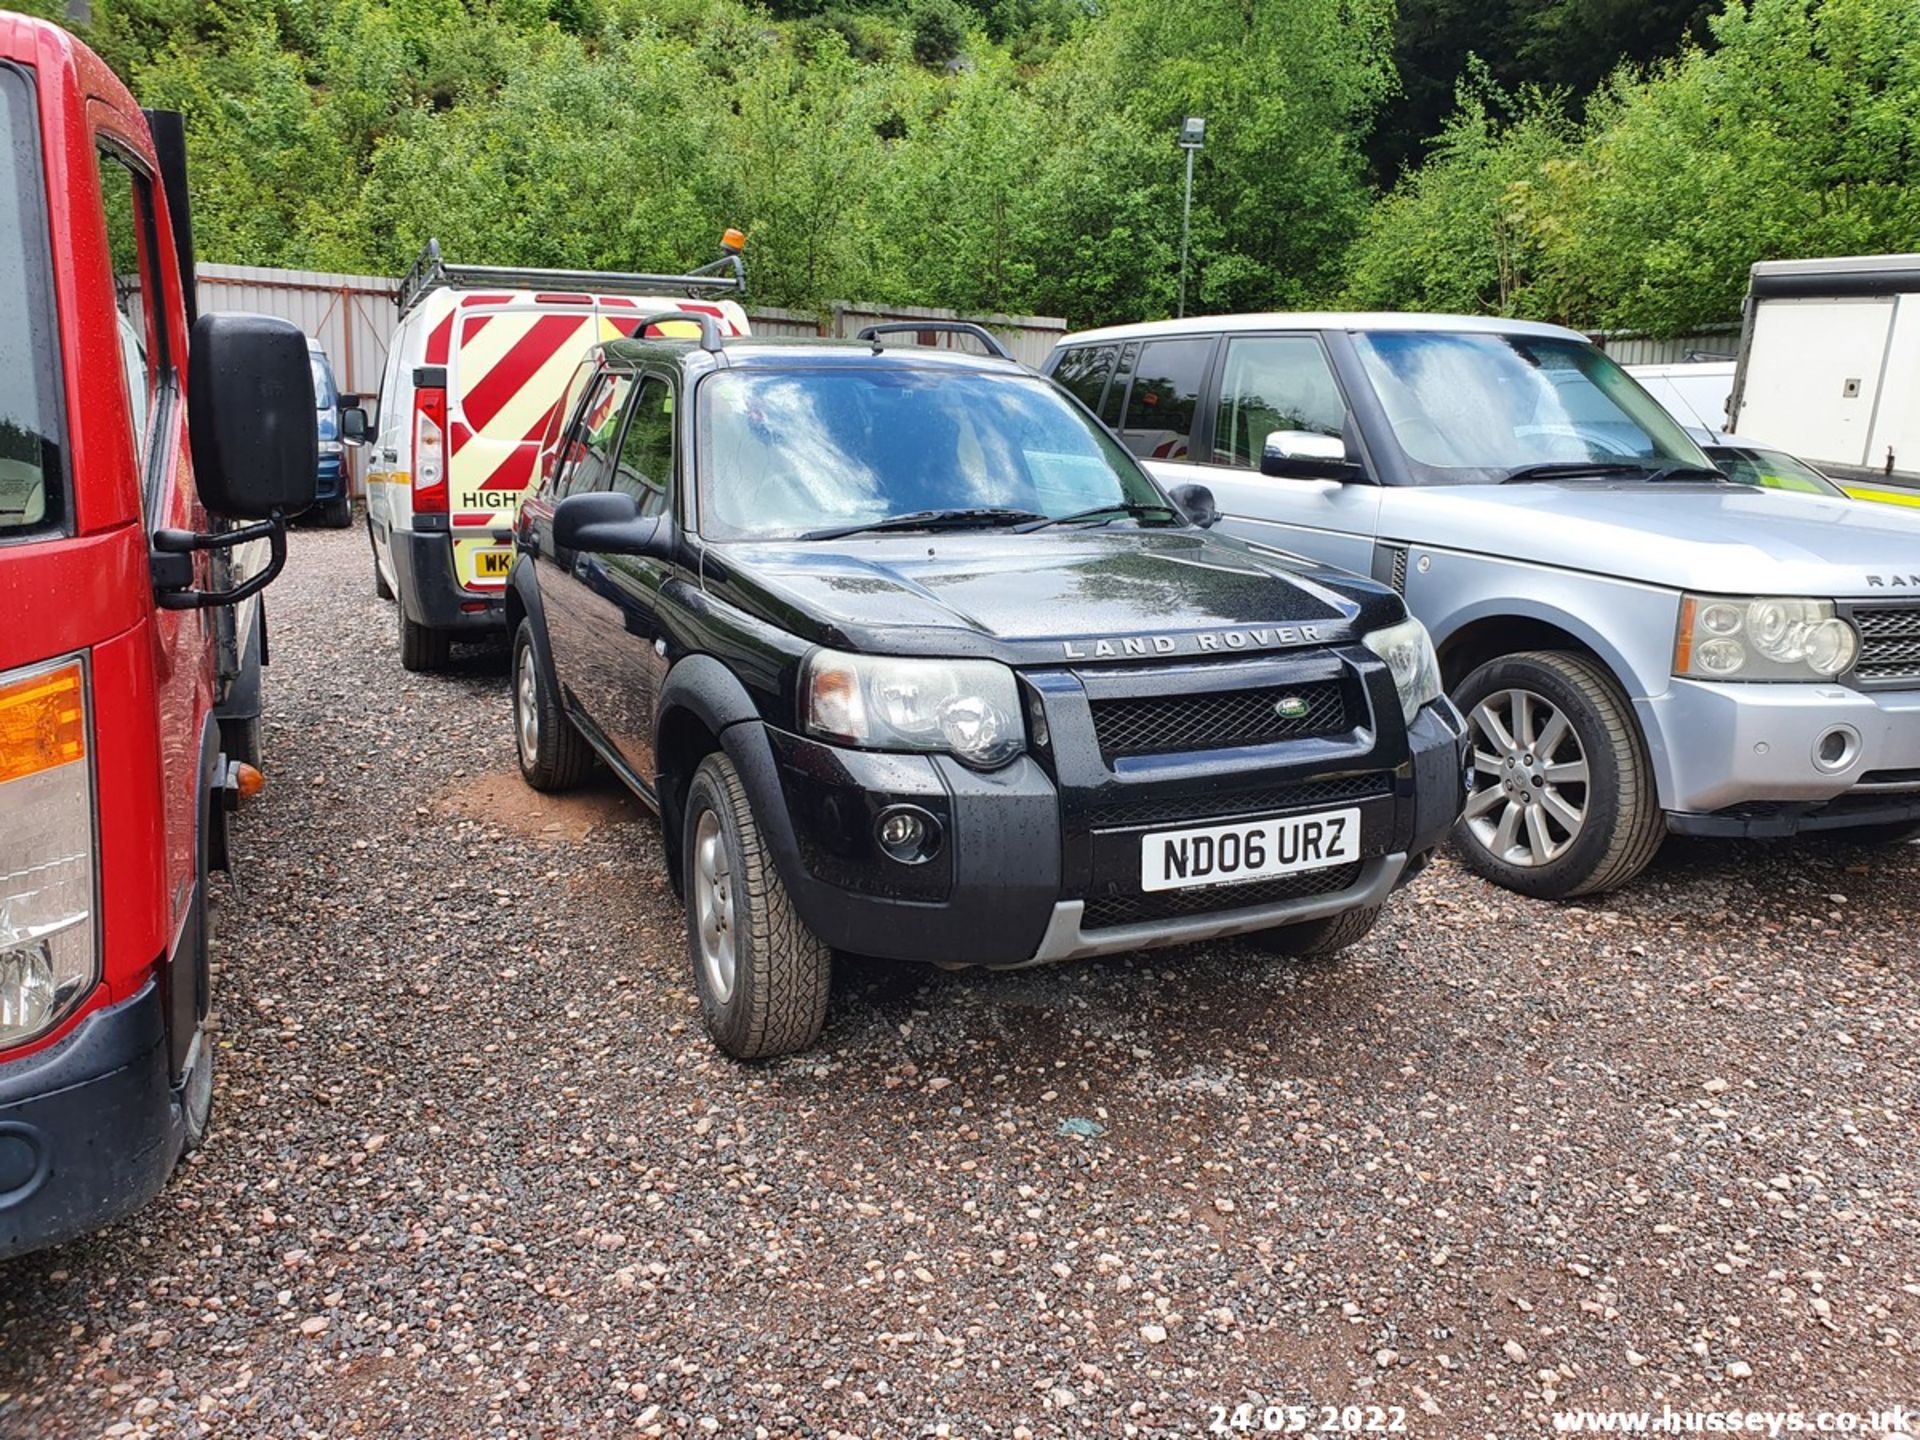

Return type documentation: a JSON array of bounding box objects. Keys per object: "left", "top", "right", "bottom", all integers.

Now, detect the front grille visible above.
[
  {"left": 1081, "top": 861, "right": 1362, "bottom": 930},
  {"left": 1088, "top": 680, "right": 1349, "bottom": 758},
  {"left": 1852, "top": 605, "right": 1920, "bottom": 685},
  {"left": 1085, "top": 774, "right": 1391, "bottom": 830}
]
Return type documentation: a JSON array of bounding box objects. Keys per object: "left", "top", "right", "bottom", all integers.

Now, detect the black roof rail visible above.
[
  {"left": 856, "top": 321, "right": 1015, "bottom": 363},
  {"left": 395, "top": 232, "right": 747, "bottom": 316},
  {"left": 620, "top": 309, "right": 729, "bottom": 353}
]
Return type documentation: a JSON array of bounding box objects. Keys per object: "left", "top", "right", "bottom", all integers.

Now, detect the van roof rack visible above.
[{"left": 396, "top": 230, "right": 747, "bottom": 316}]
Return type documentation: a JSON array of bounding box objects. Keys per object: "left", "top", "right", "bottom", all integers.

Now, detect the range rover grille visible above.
[
  {"left": 1085, "top": 774, "right": 1391, "bottom": 830},
  {"left": 1088, "top": 680, "right": 1349, "bottom": 759},
  {"left": 1852, "top": 606, "right": 1920, "bottom": 685},
  {"left": 1080, "top": 861, "right": 1362, "bottom": 930}
]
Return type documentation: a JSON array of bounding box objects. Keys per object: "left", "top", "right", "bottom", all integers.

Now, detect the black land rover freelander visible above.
[{"left": 508, "top": 319, "right": 1467, "bottom": 1058}]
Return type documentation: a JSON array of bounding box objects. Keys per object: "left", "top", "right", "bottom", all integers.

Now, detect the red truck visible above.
[{"left": 0, "top": 14, "right": 316, "bottom": 1259}]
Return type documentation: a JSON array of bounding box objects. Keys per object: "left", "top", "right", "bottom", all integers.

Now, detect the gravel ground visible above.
[{"left": 3, "top": 523, "right": 1918, "bottom": 1440}]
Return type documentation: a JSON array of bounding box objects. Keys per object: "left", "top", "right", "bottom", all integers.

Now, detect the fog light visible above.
[
  {"left": 875, "top": 805, "right": 941, "bottom": 864},
  {"left": 1813, "top": 725, "right": 1860, "bottom": 774}
]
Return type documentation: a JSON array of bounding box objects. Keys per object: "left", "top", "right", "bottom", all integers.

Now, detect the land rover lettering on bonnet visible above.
[{"left": 507, "top": 319, "right": 1467, "bottom": 1059}]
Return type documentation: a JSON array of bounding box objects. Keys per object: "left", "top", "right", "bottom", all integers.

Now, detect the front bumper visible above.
[
  {"left": 389, "top": 528, "right": 507, "bottom": 633},
  {"left": 1640, "top": 679, "right": 1920, "bottom": 829},
  {"left": 0, "top": 981, "right": 183, "bottom": 1261},
  {"left": 314, "top": 455, "right": 347, "bottom": 502},
  {"left": 729, "top": 654, "right": 1466, "bottom": 968}
]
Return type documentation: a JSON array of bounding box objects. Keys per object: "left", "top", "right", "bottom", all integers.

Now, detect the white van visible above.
[{"left": 348, "top": 236, "right": 750, "bottom": 670}]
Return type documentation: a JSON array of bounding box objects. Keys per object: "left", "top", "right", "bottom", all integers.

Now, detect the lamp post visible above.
[{"left": 1177, "top": 116, "right": 1206, "bottom": 319}]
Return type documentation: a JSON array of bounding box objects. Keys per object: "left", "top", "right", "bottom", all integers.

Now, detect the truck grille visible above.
[
  {"left": 1088, "top": 680, "right": 1349, "bottom": 758},
  {"left": 1081, "top": 861, "right": 1361, "bottom": 930},
  {"left": 1852, "top": 605, "right": 1920, "bottom": 685},
  {"left": 1085, "top": 774, "right": 1390, "bottom": 830}
]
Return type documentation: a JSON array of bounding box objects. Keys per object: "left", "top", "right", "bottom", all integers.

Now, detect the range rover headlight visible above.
[
  {"left": 0, "top": 657, "right": 98, "bottom": 1050},
  {"left": 803, "top": 649, "right": 1024, "bottom": 769},
  {"left": 1362, "top": 616, "right": 1443, "bottom": 725},
  {"left": 1676, "top": 595, "right": 1859, "bottom": 680}
]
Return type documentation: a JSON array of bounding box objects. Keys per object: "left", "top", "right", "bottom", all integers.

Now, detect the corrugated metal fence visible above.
[
  {"left": 195, "top": 264, "right": 1070, "bottom": 497},
  {"left": 1589, "top": 323, "right": 1741, "bottom": 366}
]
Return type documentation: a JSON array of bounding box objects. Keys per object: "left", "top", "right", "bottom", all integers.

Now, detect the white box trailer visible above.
[{"left": 1728, "top": 254, "right": 1920, "bottom": 493}]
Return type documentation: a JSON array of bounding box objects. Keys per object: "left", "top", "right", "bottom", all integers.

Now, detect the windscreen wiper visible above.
[
  {"left": 1499, "top": 462, "right": 1646, "bottom": 485},
  {"left": 1017, "top": 500, "right": 1184, "bottom": 532},
  {"left": 800, "top": 506, "right": 1046, "bottom": 542},
  {"left": 1640, "top": 463, "right": 1731, "bottom": 483}
]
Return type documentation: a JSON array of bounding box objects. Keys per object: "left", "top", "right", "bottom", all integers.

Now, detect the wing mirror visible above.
[
  {"left": 1261, "top": 429, "right": 1366, "bottom": 482},
  {"left": 1167, "top": 482, "right": 1219, "bottom": 528},
  {"left": 552, "top": 491, "right": 671, "bottom": 558},
  {"left": 151, "top": 313, "right": 317, "bottom": 610},
  {"left": 341, "top": 406, "right": 370, "bottom": 443}
]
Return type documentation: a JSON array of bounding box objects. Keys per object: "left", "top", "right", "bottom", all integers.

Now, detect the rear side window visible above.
[
  {"left": 0, "top": 66, "right": 63, "bottom": 534},
  {"left": 1052, "top": 345, "right": 1116, "bottom": 414},
  {"left": 1120, "top": 337, "right": 1210, "bottom": 462}
]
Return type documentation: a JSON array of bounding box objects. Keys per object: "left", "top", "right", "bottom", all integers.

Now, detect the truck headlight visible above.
[
  {"left": 0, "top": 657, "right": 98, "bottom": 1049},
  {"left": 1676, "top": 595, "right": 1859, "bottom": 680},
  {"left": 1362, "top": 616, "right": 1443, "bottom": 725},
  {"left": 803, "top": 648, "right": 1024, "bottom": 769}
]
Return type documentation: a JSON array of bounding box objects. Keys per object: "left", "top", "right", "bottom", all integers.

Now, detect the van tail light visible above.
[
  {"left": 412, "top": 383, "right": 449, "bottom": 515},
  {"left": 0, "top": 656, "right": 98, "bottom": 1051}
]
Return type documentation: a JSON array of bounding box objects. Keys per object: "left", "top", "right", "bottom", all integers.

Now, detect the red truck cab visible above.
[{"left": 0, "top": 14, "right": 316, "bottom": 1259}]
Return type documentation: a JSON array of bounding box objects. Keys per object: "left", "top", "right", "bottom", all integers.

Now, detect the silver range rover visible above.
[{"left": 1045, "top": 313, "right": 1920, "bottom": 899}]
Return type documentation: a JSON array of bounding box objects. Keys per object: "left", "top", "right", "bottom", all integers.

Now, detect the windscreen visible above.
[
  {"left": 698, "top": 367, "right": 1168, "bottom": 541},
  {"left": 309, "top": 353, "right": 337, "bottom": 409},
  {"left": 0, "top": 66, "right": 63, "bottom": 533},
  {"left": 1707, "top": 446, "right": 1846, "bottom": 498},
  {"left": 1353, "top": 331, "right": 1710, "bottom": 484}
]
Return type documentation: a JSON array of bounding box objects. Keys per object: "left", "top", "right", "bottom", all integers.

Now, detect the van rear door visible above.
[{"left": 445, "top": 296, "right": 747, "bottom": 593}]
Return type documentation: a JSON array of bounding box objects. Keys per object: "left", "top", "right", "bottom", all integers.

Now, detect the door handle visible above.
[{"left": 380, "top": 449, "right": 398, "bottom": 464}]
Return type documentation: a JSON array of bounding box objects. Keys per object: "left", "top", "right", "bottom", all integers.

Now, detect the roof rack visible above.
[
  {"left": 623, "top": 310, "right": 729, "bottom": 353},
  {"left": 856, "top": 320, "right": 1015, "bottom": 363},
  {"left": 396, "top": 230, "right": 747, "bottom": 316}
]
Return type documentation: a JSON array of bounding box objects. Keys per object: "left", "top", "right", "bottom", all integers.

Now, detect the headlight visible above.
[
  {"left": 0, "top": 657, "right": 98, "bottom": 1049},
  {"left": 803, "top": 648, "right": 1025, "bottom": 769},
  {"left": 1676, "top": 595, "right": 1859, "bottom": 680},
  {"left": 319, "top": 439, "right": 345, "bottom": 455},
  {"left": 1362, "top": 616, "right": 1444, "bottom": 726}
]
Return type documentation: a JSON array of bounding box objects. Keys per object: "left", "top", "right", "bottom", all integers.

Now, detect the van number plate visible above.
[
  {"left": 1140, "top": 808, "right": 1361, "bottom": 893},
  {"left": 475, "top": 548, "right": 514, "bottom": 578}
]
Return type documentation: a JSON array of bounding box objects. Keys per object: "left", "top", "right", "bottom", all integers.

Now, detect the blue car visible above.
[{"left": 308, "top": 338, "right": 353, "bottom": 527}]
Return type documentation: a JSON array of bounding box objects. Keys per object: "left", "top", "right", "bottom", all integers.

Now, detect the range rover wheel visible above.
[
  {"left": 1245, "top": 903, "right": 1382, "bottom": 957},
  {"left": 398, "top": 612, "right": 450, "bottom": 672},
  {"left": 512, "top": 620, "right": 590, "bottom": 792},
  {"left": 1453, "top": 651, "right": 1663, "bottom": 899},
  {"left": 684, "top": 753, "right": 831, "bottom": 1060}
]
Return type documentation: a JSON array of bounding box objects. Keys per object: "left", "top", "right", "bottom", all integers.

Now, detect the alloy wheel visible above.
[
  {"left": 515, "top": 643, "right": 541, "bottom": 765},
  {"left": 693, "top": 810, "right": 737, "bottom": 1004},
  {"left": 1463, "top": 687, "right": 1590, "bottom": 867}
]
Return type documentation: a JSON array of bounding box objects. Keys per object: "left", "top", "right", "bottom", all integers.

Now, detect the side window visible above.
[
  {"left": 94, "top": 144, "right": 167, "bottom": 490},
  {"left": 1100, "top": 341, "right": 1138, "bottom": 428},
  {"left": 1212, "top": 335, "right": 1347, "bottom": 468},
  {"left": 539, "top": 359, "right": 597, "bottom": 494},
  {"left": 610, "top": 376, "right": 674, "bottom": 517},
  {"left": 1119, "top": 337, "right": 1211, "bottom": 462},
  {"left": 558, "top": 373, "right": 634, "bottom": 498},
  {"left": 1052, "top": 345, "right": 1116, "bottom": 414}
]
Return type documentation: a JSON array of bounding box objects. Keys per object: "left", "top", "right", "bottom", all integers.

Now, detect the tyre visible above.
[
  {"left": 324, "top": 497, "right": 353, "bottom": 528},
  {"left": 512, "top": 619, "right": 591, "bottom": 791},
  {"left": 683, "top": 753, "right": 831, "bottom": 1060},
  {"left": 180, "top": 1032, "right": 214, "bottom": 1153},
  {"left": 368, "top": 522, "right": 395, "bottom": 601},
  {"left": 1453, "top": 650, "right": 1664, "bottom": 899},
  {"left": 399, "top": 612, "right": 450, "bottom": 672},
  {"left": 1245, "top": 902, "right": 1382, "bottom": 957}
]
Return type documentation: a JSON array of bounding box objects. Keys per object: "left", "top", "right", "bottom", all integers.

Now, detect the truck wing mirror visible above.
[
  {"left": 552, "top": 491, "right": 670, "bottom": 558},
  {"left": 152, "top": 313, "right": 317, "bottom": 609},
  {"left": 341, "top": 406, "right": 370, "bottom": 443},
  {"left": 188, "top": 312, "right": 320, "bottom": 518},
  {"left": 1261, "top": 429, "right": 1366, "bottom": 483}
]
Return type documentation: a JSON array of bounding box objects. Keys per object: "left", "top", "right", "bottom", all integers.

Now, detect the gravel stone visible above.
[{"left": 1, "top": 526, "right": 1916, "bottom": 1436}]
